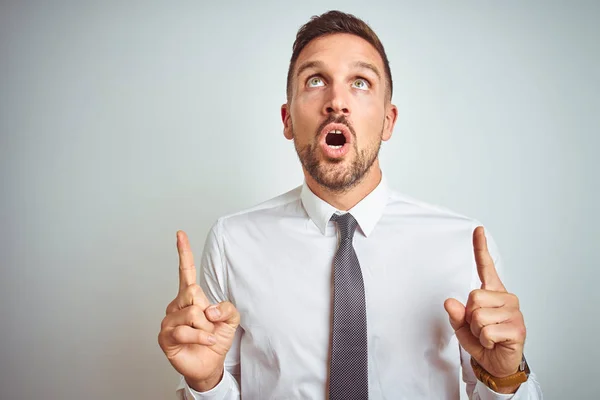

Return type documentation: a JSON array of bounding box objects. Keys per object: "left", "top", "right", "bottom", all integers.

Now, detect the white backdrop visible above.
[{"left": 1, "top": 1, "right": 598, "bottom": 399}]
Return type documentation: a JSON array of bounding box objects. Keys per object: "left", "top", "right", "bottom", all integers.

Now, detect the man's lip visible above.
[
  {"left": 319, "top": 123, "right": 352, "bottom": 145},
  {"left": 319, "top": 140, "right": 350, "bottom": 159},
  {"left": 318, "top": 123, "right": 352, "bottom": 159}
]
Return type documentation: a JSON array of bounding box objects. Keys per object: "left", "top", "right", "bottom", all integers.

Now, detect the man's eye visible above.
[
  {"left": 307, "top": 77, "right": 324, "bottom": 87},
  {"left": 352, "top": 78, "right": 369, "bottom": 90}
]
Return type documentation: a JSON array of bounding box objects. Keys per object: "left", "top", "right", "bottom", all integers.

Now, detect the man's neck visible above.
[{"left": 304, "top": 162, "right": 382, "bottom": 211}]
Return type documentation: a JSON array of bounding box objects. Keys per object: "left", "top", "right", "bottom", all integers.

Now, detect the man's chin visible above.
[
  {"left": 312, "top": 166, "right": 359, "bottom": 192},
  {"left": 298, "top": 147, "right": 363, "bottom": 191}
]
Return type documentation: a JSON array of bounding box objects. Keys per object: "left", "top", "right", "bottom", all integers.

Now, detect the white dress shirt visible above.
[{"left": 176, "top": 176, "right": 542, "bottom": 399}]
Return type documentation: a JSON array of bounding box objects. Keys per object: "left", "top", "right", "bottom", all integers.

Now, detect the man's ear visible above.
[
  {"left": 382, "top": 103, "right": 398, "bottom": 142},
  {"left": 281, "top": 104, "right": 293, "bottom": 140}
]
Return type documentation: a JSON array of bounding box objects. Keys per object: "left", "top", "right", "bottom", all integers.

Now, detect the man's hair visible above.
[{"left": 286, "top": 10, "right": 393, "bottom": 102}]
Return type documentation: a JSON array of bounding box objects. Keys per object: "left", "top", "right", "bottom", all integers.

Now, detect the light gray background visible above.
[{"left": 1, "top": 1, "right": 598, "bottom": 399}]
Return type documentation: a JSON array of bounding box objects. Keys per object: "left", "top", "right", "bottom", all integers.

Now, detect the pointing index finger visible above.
[
  {"left": 177, "top": 230, "right": 197, "bottom": 292},
  {"left": 473, "top": 226, "right": 505, "bottom": 292}
]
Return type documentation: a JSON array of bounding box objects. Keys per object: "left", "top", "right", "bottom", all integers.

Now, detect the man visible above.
[{"left": 159, "top": 10, "right": 543, "bottom": 399}]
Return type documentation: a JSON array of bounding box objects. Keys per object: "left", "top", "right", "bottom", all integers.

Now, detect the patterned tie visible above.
[{"left": 329, "top": 213, "right": 368, "bottom": 400}]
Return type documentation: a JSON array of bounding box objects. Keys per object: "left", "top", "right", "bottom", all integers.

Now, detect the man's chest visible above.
[{"left": 224, "top": 229, "right": 473, "bottom": 345}]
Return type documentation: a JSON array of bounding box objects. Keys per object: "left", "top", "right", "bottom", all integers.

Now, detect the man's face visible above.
[{"left": 282, "top": 33, "right": 397, "bottom": 192}]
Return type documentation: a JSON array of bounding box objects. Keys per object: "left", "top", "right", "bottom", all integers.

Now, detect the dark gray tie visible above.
[{"left": 329, "top": 213, "right": 368, "bottom": 400}]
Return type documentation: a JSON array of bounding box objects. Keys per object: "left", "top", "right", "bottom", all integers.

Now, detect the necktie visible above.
[{"left": 329, "top": 213, "right": 368, "bottom": 400}]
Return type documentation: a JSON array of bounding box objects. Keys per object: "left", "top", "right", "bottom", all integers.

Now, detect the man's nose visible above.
[{"left": 323, "top": 84, "right": 350, "bottom": 116}]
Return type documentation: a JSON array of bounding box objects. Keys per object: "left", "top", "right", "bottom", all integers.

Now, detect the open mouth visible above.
[
  {"left": 319, "top": 123, "right": 352, "bottom": 158},
  {"left": 325, "top": 129, "right": 347, "bottom": 149}
]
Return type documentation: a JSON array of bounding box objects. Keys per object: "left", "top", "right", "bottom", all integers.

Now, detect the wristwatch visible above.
[{"left": 470, "top": 355, "right": 530, "bottom": 392}]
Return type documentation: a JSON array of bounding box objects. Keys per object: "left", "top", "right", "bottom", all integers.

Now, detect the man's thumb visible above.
[{"left": 444, "top": 298, "right": 467, "bottom": 331}]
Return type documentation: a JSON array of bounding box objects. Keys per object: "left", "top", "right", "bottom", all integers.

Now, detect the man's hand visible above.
[
  {"left": 444, "top": 227, "right": 526, "bottom": 393},
  {"left": 158, "top": 231, "right": 240, "bottom": 392}
]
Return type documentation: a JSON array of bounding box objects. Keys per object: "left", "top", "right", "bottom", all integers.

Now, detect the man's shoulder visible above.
[
  {"left": 211, "top": 185, "right": 304, "bottom": 232},
  {"left": 385, "top": 187, "right": 481, "bottom": 226}
]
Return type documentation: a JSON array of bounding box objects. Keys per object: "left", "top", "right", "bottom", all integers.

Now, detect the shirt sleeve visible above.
[
  {"left": 175, "top": 219, "right": 242, "bottom": 400},
  {"left": 462, "top": 227, "right": 543, "bottom": 399},
  {"left": 176, "top": 372, "right": 240, "bottom": 400}
]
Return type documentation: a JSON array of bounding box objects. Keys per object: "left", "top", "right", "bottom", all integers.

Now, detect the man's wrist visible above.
[
  {"left": 494, "top": 365, "right": 521, "bottom": 394},
  {"left": 185, "top": 367, "right": 225, "bottom": 393},
  {"left": 470, "top": 357, "right": 529, "bottom": 394}
]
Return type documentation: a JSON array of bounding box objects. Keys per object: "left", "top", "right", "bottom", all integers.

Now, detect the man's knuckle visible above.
[
  {"left": 469, "top": 323, "right": 479, "bottom": 337},
  {"left": 189, "top": 312, "right": 204, "bottom": 328},
  {"left": 475, "top": 289, "right": 486, "bottom": 301},
  {"left": 469, "top": 289, "right": 482, "bottom": 305},
  {"left": 516, "top": 322, "right": 527, "bottom": 340},
  {"left": 157, "top": 332, "right": 167, "bottom": 349},
  {"left": 510, "top": 293, "right": 520, "bottom": 308},
  {"left": 192, "top": 304, "right": 206, "bottom": 314},
  {"left": 185, "top": 304, "right": 199, "bottom": 319},
  {"left": 171, "top": 325, "right": 185, "bottom": 342},
  {"left": 165, "top": 299, "right": 176, "bottom": 314},
  {"left": 480, "top": 324, "right": 491, "bottom": 336},
  {"left": 160, "top": 316, "right": 170, "bottom": 331}
]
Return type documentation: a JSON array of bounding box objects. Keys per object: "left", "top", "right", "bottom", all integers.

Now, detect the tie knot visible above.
[{"left": 330, "top": 213, "right": 358, "bottom": 240}]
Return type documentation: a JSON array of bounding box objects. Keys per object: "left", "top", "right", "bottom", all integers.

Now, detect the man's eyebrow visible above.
[
  {"left": 296, "top": 60, "right": 382, "bottom": 81},
  {"left": 353, "top": 61, "right": 381, "bottom": 81},
  {"left": 296, "top": 60, "right": 325, "bottom": 78}
]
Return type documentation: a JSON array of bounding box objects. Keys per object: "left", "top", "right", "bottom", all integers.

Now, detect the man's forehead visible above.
[{"left": 294, "top": 33, "right": 384, "bottom": 74}]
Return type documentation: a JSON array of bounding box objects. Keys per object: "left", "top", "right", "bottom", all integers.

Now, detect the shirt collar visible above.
[{"left": 300, "top": 175, "right": 390, "bottom": 237}]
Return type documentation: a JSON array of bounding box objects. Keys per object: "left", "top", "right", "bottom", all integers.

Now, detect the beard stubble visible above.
[{"left": 292, "top": 115, "right": 384, "bottom": 193}]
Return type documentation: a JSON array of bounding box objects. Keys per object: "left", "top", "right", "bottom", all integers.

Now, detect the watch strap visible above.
[{"left": 470, "top": 356, "right": 530, "bottom": 392}]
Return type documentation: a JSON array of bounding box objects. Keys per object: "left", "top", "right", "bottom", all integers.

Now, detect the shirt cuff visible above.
[{"left": 176, "top": 372, "right": 238, "bottom": 400}]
